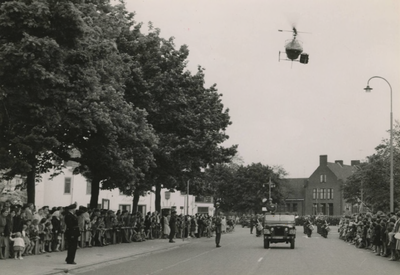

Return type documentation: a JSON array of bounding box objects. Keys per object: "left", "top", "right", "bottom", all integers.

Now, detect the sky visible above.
[{"left": 123, "top": 0, "right": 400, "bottom": 178}]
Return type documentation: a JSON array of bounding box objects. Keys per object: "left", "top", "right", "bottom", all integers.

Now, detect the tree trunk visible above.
[
  {"left": 155, "top": 182, "right": 161, "bottom": 213},
  {"left": 132, "top": 188, "right": 140, "bottom": 214},
  {"left": 26, "top": 169, "right": 36, "bottom": 205},
  {"left": 90, "top": 178, "right": 100, "bottom": 209}
]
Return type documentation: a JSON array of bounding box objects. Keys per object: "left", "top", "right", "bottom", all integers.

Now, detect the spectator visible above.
[
  {"left": 21, "top": 224, "right": 31, "bottom": 256},
  {"left": 0, "top": 208, "right": 10, "bottom": 259},
  {"left": 23, "top": 203, "right": 34, "bottom": 221},
  {"left": 51, "top": 211, "right": 62, "bottom": 252},
  {"left": 163, "top": 213, "right": 170, "bottom": 239}
]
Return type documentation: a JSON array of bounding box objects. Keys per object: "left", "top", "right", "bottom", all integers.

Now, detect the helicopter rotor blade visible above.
[{"left": 278, "top": 29, "right": 311, "bottom": 34}]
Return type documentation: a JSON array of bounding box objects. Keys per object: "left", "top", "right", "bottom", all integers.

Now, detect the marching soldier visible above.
[
  {"left": 304, "top": 216, "right": 313, "bottom": 238},
  {"left": 64, "top": 203, "right": 80, "bottom": 265}
]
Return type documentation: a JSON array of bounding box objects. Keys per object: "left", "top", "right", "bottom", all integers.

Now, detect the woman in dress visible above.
[{"left": 163, "top": 213, "right": 170, "bottom": 239}]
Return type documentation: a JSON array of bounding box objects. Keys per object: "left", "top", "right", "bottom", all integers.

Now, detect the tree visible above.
[
  {"left": 54, "top": 1, "right": 157, "bottom": 209},
  {"left": 0, "top": 0, "right": 92, "bottom": 203},
  {"left": 0, "top": 0, "right": 157, "bottom": 207},
  {"left": 117, "top": 22, "right": 237, "bottom": 212},
  {"left": 343, "top": 121, "right": 400, "bottom": 212},
  {"left": 201, "top": 162, "right": 287, "bottom": 214}
]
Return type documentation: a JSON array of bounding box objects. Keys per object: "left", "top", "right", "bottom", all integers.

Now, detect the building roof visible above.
[
  {"left": 282, "top": 178, "right": 307, "bottom": 199},
  {"left": 327, "top": 162, "right": 358, "bottom": 181}
]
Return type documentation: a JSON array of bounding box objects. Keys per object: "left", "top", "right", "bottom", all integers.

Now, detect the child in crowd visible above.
[
  {"left": 21, "top": 224, "right": 31, "bottom": 256},
  {"left": 355, "top": 223, "right": 365, "bottom": 248},
  {"left": 38, "top": 218, "right": 47, "bottom": 253},
  {"left": 9, "top": 232, "right": 25, "bottom": 260},
  {"left": 44, "top": 221, "right": 53, "bottom": 252},
  {"left": 366, "top": 223, "right": 372, "bottom": 249},
  {"left": 29, "top": 219, "right": 39, "bottom": 254}
]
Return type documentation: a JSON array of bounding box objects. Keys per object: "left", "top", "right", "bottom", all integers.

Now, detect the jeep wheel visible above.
[
  {"left": 264, "top": 239, "right": 269, "bottom": 249},
  {"left": 290, "top": 239, "right": 295, "bottom": 249}
]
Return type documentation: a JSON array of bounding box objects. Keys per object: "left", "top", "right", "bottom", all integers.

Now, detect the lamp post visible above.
[
  {"left": 364, "top": 76, "right": 394, "bottom": 212},
  {"left": 187, "top": 179, "right": 190, "bottom": 216}
]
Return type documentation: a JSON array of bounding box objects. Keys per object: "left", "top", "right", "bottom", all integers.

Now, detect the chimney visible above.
[
  {"left": 320, "top": 155, "right": 328, "bottom": 166},
  {"left": 351, "top": 160, "right": 360, "bottom": 166},
  {"left": 335, "top": 160, "right": 343, "bottom": 166}
]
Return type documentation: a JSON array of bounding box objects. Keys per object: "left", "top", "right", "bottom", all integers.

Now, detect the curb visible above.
[{"left": 46, "top": 239, "right": 194, "bottom": 275}]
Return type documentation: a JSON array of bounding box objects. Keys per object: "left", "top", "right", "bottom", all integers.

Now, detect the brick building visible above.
[{"left": 284, "top": 155, "right": 360, "bottom": 216}]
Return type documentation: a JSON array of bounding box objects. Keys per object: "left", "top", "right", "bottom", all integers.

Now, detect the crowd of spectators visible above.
[
  {"left": 0, "top": 200, "right": 236, "bottom": 260},
  {"left": 338, "top": 211, "right": 400, "bottom": 262}
]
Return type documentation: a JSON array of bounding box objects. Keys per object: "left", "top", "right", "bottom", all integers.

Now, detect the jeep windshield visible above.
[{"left": 264, "top": 214, "right": 295, "bottom": 224}]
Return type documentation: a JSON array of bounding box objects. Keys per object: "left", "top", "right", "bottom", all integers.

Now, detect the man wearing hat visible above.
[
  {"left": 214, "top": 211, "right": 223, "bottom": 247},
  {"left": 64, "top": 203, "right": 80, "bottom": 264},
  {"left": 169, "top": 210, "right": 177, "bottom": 243}
]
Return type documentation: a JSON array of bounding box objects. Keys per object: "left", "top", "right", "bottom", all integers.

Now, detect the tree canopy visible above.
[
  {"left": 343, "top": 121, "right": 400, "bottom": 212},
  {"left": 0, "top": 0, "right": 236, "bottom": 209}
]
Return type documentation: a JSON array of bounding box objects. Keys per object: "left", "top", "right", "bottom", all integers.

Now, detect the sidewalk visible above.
[{"left": 2, "top": 237, "right": 195, "bottom": 275}]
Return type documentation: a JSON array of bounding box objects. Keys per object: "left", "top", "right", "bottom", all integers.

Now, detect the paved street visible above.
[{"left": 6, "top": 226, "right": 393, "bottom": 275}]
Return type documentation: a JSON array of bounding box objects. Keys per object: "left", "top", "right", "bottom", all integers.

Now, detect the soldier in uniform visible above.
[
  {"left": 214, "top": 211, "right": 222, "bottom": 247},
  {"left": 304, "top": 216, "right": 313, "bottom": 238},
  {"left": 64, "top": 203, "right": 80, "bottom": 264},
  {"left": 249, "top": 214, "right": 255, "bottom": 234},
  {"left": 168, "top": 211, "right": 177, "bottom": 243}
]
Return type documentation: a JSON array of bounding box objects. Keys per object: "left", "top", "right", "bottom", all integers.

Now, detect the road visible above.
[{"left": 75, "top": 226, "right": 399, "bottom": 275}]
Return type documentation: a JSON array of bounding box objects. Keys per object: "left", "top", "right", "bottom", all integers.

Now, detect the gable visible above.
[{"left": 327, "top": 163, "right": 357, "bottom": 181}]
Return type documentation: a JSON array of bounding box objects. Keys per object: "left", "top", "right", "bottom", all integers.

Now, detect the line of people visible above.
[
  {"left": 0, "top": 200, "right": 236, "bottom": 262},
  {"left": 338, "top": 211, "right": 400, "bottom": 262}
]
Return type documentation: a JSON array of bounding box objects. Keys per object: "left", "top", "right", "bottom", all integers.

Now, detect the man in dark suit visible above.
[
  {"left": 169, "top": 211, "right": 177, "bottom": 243},
  {"left": 64, "top": 203, "right": 80, "bottom": 265},
  {"left": 214, "top": 211, "right": 222, "bottom": 247},
  {"left": 249, "top": 214, "right": 255, "bottom": 234}
]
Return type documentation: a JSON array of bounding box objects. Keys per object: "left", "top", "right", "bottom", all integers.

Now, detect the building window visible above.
[
  {"left": 197, "top": 207, "right": 209, "bottom": 214},
  {"left": 319, "top": 189, "right": 323, "bottom": 200},
  {"left": 320, "top": 175, "right": 326, "bottom": 183},
  {"left": 86, "top": 181, "right": 91, "bottom": 195},
  {"left": 292, "top": 203, "right": 298, "bottom": 213},
  {"left": 195, "top": 196, "right": 213, "bottom": 203},
  {"left": 64, "top": 178, "right": 71, "bottom": 194},
  {"left": 329, "top": 203, "right": 334, "bottom": 215},
  {"left": 322, "top": 189, "right": 326, "bottom": 199},
  {"left": 286, "top": 203, "right": 291, "bottom": 212},
  {"left": 313, "top": 189, "right": 317, "bottom": 199},
  {"left": 119, "top": 204, "right": 131, "bottom": 213},
  {"left": 102, "top": 199, "right": 110, "bottom": 210},
  {"left": 313, "top": 203, "right": 318, "bottom": 215},
  {"left": 321, "top": 203, "right": 326, "bottom": 215},
  {"left": 326, "top": 188, "right": 333, "bottom": 199}
]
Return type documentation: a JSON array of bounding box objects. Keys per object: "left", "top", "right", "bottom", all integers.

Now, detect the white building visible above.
[{"left": 30, "top": 165, "right": 215, "bottom": 216}]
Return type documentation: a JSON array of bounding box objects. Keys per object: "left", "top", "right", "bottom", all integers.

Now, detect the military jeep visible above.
[{"left": 263, "top": 213, "right": 296, "bottom": 249}]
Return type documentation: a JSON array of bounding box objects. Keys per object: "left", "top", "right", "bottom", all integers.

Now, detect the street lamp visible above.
[
  {"left": 364, "top": 76, "right": 394, "bottom": 212},
  {"left": 186, "top": 179, "right": 190, "bottom": 216}
]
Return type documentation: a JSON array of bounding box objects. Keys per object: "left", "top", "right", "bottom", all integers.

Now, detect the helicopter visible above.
[{"left": 278, "top": 27, "right": 309, "bottom": 64}]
